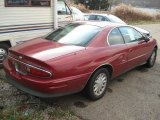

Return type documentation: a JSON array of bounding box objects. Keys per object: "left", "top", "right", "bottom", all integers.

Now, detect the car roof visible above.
[
  {"left": 84, "top": 13, "right": 126, "bottom": 24},
  {"left": 74, "top": 21, "right": 124, "bottom": 28},
  {"left": 85, "top": 13, "right": 111, "bottom": 17}
]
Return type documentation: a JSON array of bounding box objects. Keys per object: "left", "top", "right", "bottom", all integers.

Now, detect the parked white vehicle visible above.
[
  {"left": 0, "top": 0, "right": 73, "bottom": 66},
  {"left": 70, "top": 6, "right": 84, "bottom": 21},
  {"left": 84, "top": 13, "right": 151, "bottom": 38}
]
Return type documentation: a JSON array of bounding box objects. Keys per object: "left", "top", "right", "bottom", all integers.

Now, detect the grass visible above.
[
  {"left": 128, "top": 20, "right": 160, "bottom": 25},
  {"left": 0, "top": 69, "right": 78, "bottom": 120},
  {"left": 111, "top": 4, "right": 154, "bottom": 22},
  {"left": 68, "top": 2, "right": 90, "bottom": 13},
  {"left": 0, "top": 100, "right": 76, "bottom": 120},
  {"left": 0, "top": 108, "right": 42, "bottom": 120},
  {"left": 110, "top": 4, "right": 160, "bottom": 24}
]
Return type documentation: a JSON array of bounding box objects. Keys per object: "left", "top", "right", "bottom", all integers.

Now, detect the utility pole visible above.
[{"left": 52, "top": 0, "right": 58, "bottom": 29}]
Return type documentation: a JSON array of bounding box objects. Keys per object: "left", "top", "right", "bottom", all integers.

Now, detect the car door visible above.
[
  {"left": 107, "top": 28, "right": 128, "bottom": 77},
  {"left": 119, "top": 26, "right": 149, "bottom": 69}
]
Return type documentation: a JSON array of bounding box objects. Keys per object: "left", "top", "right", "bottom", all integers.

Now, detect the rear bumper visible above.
[
  {"left": 3, "top": 59, "right": 90, "bottom": 98},
  {"left": 5, "top": 74, "right": 75, "bottom": 98}
]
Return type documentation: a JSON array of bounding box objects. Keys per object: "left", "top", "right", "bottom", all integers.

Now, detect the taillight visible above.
[
  {"left": 8, "top": 54, "right": 52, "bottom": 78},
  {"left": 27, "top": 66, "right": 52, "bottom": 78}
]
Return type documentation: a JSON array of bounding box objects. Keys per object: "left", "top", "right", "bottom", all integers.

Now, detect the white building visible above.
[{"left": 0, "top": 0, "right": 73, "bottom": 65}]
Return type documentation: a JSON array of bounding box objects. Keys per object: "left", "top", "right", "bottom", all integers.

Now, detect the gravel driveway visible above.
[{"left": 0, "top": 24, "right": 160, "bottom": 120}]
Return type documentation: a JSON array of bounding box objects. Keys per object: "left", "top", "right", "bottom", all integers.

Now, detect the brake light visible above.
[
  {"left": 27, "top": 66, "right": 52, "bottom": 78},
  {"left": 8, "top": 55, "right": 52, "bottom": 78}
]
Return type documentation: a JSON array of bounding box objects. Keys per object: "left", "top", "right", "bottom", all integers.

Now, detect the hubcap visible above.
[
  {"left": 0, "top": 48, "right": 7, "bottom": 61},
  {"left": 93, "top": 73, "right": 107, "bottom": 96},
  {"left": 150, "top": 51, "right": 156, "bottom": 65}
]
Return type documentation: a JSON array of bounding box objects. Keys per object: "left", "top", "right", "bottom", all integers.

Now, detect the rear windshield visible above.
[{"left": 45, "top": 23, "right": 101, "bottom": 46}]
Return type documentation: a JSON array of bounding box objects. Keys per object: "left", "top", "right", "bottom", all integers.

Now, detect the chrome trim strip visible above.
[
  {"left": 8, "top": 56, "right": 52, "bottom": 78},
  {"left": 106, "top": 26, "right": 119, "bottom": 46}
]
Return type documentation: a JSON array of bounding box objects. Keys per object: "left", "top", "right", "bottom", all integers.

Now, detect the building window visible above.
[
  {"left": 5, "top": 0, "right": 51, "bottom": 7},
  {"left": 31, "top": 0, "right": 50, "bottom": 6},
  {"left": 6, "top": 0, "right": 29, "bottom": 6}
]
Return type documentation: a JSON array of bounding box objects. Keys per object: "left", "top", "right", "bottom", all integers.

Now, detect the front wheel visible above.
[
  {"left": 84, "top": 68, "right": 110, "bottom": 100},
  {"left": 146, "top": 48, "right": 157, "bottom": 68}
]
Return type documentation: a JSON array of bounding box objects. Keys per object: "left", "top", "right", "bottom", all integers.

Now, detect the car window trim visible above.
[{"left": 107, "top": 25, "right": 147, "bottom": 46}]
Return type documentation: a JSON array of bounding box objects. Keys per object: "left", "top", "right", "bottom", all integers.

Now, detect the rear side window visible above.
[
  {"left": 108, "top": 28, "right": 125, "bottom": 45},
  {"left": 88, "top": 15, "right": 96, "bottom": 20}
]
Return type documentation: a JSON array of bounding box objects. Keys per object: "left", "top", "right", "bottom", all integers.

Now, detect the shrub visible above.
[
  {"left": 73, "top": 3, "right": 90, "bottom": 13},
  {"left": 155, "top": 13, "right": 160, "bottom": 20},
  {"left": 111, "top": 3, "right": 154, "bottom": 22},
  {"left": 68, "top": 1, "right": 90, "bottom": 13}
]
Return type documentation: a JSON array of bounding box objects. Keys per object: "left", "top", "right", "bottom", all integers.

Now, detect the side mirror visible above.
[{"left": 144, "top": 35, "right": 150, "bottom": 42}]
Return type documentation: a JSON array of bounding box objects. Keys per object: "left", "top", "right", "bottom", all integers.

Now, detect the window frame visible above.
[
  {"left": 107, "top": 27, "right": 125, "bottom": 46},
  {"left": 5, "top": 0, "right": 51, "bottom": 7}
]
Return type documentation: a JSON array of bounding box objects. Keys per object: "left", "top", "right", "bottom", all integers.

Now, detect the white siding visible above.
[
  {"left": 0, "top": 1, "right": 73, "bottom": 46},
  {"left": 0, "top": 0, "right": 55, "bottom": 46},
  {"left": 0, "top": 1, "right": 53, "bottom": 26}
]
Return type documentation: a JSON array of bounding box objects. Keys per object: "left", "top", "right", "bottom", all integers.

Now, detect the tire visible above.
[
  {"left": 84, "top": 68, "right": 110, "bottom": 100},
  {"left": 146, "top": 48, "right": 157, "bottom": 68},
  {"left": 0, "top": 43, "right": 10, "bottom": 67}
]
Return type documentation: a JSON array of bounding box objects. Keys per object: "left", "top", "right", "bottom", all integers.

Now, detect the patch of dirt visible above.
[
  {"left": 117, "top": 78, "right": 124, "bottom": 82},
  {"left": 74, "top": 101, "right": 87, "bottom": 108},
  {"left": 0, "top": 106, "right": 4, "bottom": 110},
  {"left": 107, "top": 88, "right": 113, "bottom": 93}
]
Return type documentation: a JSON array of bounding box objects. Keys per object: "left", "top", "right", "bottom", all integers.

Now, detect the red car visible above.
[{"left": 3, "top": 22, "right": 157, "bottom": 100}]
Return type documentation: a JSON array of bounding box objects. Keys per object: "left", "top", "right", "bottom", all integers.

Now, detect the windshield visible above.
[{"left": 45, "top": 23, "right": 101, "bottom": 46}]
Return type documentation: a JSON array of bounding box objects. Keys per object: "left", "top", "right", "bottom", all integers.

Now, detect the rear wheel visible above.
[
  {"left": 84, "top": 68, "right": 110, "bottom": 100},
  {"left": 0, "top": 43, "right": 10, "bottom": 67},
  {"left": 146, "top": 48, "right": 157, "bottom": 68}
]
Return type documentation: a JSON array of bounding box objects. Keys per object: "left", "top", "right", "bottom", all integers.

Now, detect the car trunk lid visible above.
[{"left": 9, "top": 38, "right": 85, "bottom": 62}]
